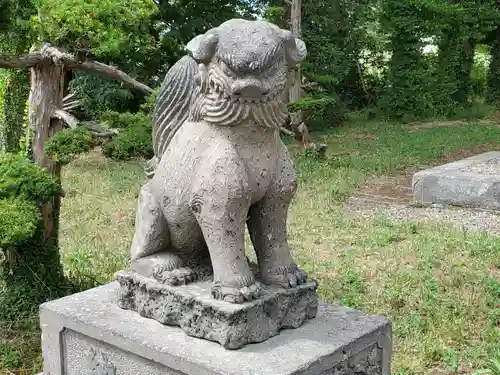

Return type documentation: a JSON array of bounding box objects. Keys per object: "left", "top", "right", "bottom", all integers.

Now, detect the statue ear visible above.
[
  {"left": 186, "top": 31, "right": 219, "bottom": 64},
  {"left": 281, "top": 30, "right": 307, "bottom": 66},
  {"left": 284, "top": 37, "right": 307, "bottom": 67}
]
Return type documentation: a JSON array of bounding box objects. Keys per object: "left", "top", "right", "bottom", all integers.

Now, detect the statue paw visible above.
[
  {"left": 263, "top": 264, "right": 308, "bottom": 288},
  {"left": 153, "top": 265, "right": 197, "bottom": 286},
  {"left": 211, "top": 276, "right": 263, "bottom": 303}
]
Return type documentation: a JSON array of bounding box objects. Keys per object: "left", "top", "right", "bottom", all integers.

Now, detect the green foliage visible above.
[
  {"left": 101, "top": 111, "right": 153, "bottom": 160},
  {"left": 262, "top": 5, "right": 287, "bottom": 28},
  {"left": 288, "top": 96, "right": 346, "bottom": 129},
  {"left": 0, "top": 152, "right": 66, "bottom": 322},
  {"left": 0, "top": 152, "right": 61, "bottom": 202},
  {"left": 68, "top": 72, "right": 137, "bottom": 118},
  {"left": 376, "top": 0, "right": 500, "bottom": 119},
  {"left": 0, "top": 70, "right": 29, "bottom": 153},
  {"left": 486, "top": 29, "right": 500, "bottom": 105},
  {"left": 0, "top": 0, "right": 37, "bottom": 55},
  {"left": 18, "top": 97, "right": 32, "bottom": 158},
  {"left": 156, "top": 0, "right": 259, "bottom": 67},
  {"left": 0, "top": 197, "right": 39, "bottom": 248},
  {"left": 488, "top": 353, "right": 500, "bottom": 375},
  {"left": 37, "top": 0, "right": 159, "bottom": 59},
  {"left": 98, "top": 91, "right": 157, "bottom": 160},
  {"left": 378, "top": 0, "right": 436, "bottom": 120},
  {"left": 0, "top": 71, "right": 5, "bottom": 151},
  {"left": 471, "top": 51, "right": 489, "bottom": 98},
  {"left": 45, "top": 128, "right": 97, "bottom": 166}
]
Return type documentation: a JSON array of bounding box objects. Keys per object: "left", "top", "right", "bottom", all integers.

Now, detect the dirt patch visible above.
[
  {"left": 352, "top": 142, "right": 500, "bottom": 205},
  {"left": 408, "top": 118, "right": 500, "bottom": 132},
  {"left": 354, "top": 174, "right": 413, "bottom": 205}
]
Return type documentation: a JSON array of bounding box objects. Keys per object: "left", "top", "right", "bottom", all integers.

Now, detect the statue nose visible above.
[{"left": 231, "top": 80, "right": 268, "bottom": 98}]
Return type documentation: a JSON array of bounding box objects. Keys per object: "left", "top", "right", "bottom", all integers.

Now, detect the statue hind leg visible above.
[{"left": 130, "top": 181, "right": 197, "bottom": 285}]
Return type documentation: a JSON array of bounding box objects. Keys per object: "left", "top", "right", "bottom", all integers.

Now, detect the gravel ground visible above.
[{"left": 346, "top": 197, "right": 500, "bottom": 236}]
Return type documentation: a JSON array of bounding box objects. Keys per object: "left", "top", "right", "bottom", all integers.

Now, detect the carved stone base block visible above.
[
  {"left": 39, "top": 282, "right": 392, "bottom": 375},
  {"left": 115, "top": 268, "right": 318, "bottom": 349}
]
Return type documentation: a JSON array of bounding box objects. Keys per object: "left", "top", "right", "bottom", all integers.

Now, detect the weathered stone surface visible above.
[
  {"left": 412, "top": 151, "right": 500, "bottom": 210},
  {"left": 116, "top": 269, "right": 318, "bottom": 349},
  {"left": 40, "top": 282, "right": 392, "bottom": 375},
  {"left": 128, "top": 18, "right": 312, "bottom": 306}
]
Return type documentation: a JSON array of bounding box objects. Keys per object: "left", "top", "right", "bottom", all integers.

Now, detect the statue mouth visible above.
[
  {"left": 208, "top": 79, "right": 279, "bottom": 104},
  {"left": 191, "top": 74, "right": 288, "bottom": 128}
]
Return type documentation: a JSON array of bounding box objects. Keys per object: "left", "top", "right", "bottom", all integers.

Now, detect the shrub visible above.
[
  {"left": 0, "top": 152, "right": 66, "bottom": 321},
  {"left": 0, "top": 152, "right": 61, "bottom": 202},
  {"left": 101, "top": 110, "right": 153, "bottom": 160},
  {"left": 45, "top": 127, "right": 97, "bottom": 166},
  {"left": 288, "top": 95, "right": 346, "bottom": 132},
  {"left": 0, "top": 198, "right": 39, "bottom": 248}
]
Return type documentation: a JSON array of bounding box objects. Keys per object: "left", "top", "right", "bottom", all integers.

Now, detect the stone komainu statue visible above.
[{"left": 131, "top": 19, "right": 308, "bottom": 304}]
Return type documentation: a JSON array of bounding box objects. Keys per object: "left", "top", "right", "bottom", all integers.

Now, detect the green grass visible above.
[{"left": 1, "top": 119, "right": 500, "bottom": 375}]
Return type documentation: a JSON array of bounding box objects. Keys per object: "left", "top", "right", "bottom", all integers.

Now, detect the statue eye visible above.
[{"left": 220, "top": 61, "right": 236, "bottom": 78}]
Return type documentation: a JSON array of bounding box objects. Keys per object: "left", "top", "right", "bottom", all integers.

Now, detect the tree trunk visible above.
[
  {"left": 486, "top": 0, "right": 500, "bottom": 105},
  {"left": 29, "top": 59, "right": 65, "bottom": 246},
  {"left": 289, "top": 0, "right": 313, "bottom": 148}
]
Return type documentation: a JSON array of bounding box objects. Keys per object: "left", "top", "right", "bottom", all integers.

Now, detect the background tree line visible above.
[{"left": 2, "top": 0, "right": 500, "bottom": 156}]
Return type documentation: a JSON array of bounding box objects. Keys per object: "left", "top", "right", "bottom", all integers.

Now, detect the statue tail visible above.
[{"left": 146, "top": 55, "right": 198, "bottom": 178}]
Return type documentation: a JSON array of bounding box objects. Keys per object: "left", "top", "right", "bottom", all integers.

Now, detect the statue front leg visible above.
[
  {"left": 247, "top": 143, "right": 308, "bottom": 288},
  {"left": 191, "top": 157, "right": 261, "bottom": 303}
]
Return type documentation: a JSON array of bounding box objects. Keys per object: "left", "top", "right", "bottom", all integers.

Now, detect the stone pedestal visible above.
[
  {"left": 413, "top": 151, "right": 500, "bottom": 210},
  {"left": 40, "top": 282, "right": 392, "bottom": 375},
  {"left": 116, "top": 269, "right": 318, "bottom": 349}
]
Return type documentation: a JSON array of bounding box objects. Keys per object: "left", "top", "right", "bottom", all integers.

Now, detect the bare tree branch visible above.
[
  {"left": 52, "top": 110, "right": 119, "bottom": 137},
  {"left": 63, "top": 100, "right": 82, "bottom": 111},
  {"left": 80, "top": 120, "right": 119, "bottom": 137},
  {"left": 63, "top": 92, "right": 77, "bottom": 102},
  {"left": 42, "top": 44, "right": 154, "bottom": 94},
  {"left": 89, "top": 129, "right": 119, "bottom": 138},
  {"left": 52, "top": 109, "right": 80, "bottom": 128},
  {"left": 0, "top": 44, "right": 153, "bottom": 95},
  {"left": 0, "top": 53, "right": 43, "bottom": 69}
]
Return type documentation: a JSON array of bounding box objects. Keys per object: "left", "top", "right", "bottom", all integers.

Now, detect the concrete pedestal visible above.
[{"left": 40, "top": 282, "right": 392, "bottom": 375}]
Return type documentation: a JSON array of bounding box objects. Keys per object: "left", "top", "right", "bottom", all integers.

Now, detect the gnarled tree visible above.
[{"left": 0, "top": 43, "right": 153, "bottom": 253}]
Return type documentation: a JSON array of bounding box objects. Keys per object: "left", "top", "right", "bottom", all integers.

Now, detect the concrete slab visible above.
[
  {"left": 412, "top": 151, "right": 500, "bottom": 210},
  {"left": 39, "top": 282, "right": 392, "bottom": 375}
]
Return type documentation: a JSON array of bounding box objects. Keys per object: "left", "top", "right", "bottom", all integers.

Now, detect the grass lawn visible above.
[{"left": 1, "top": 120, "right": 499, "bottom": 375}]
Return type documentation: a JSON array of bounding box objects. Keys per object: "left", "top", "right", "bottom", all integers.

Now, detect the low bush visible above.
[
  {"left": 101, "top": 111, "right": 153, "bottom": 160},
  {"left": 0, "top": 152, "right": 66, "bottom": 321},
  {"left": 288, "top": 95, "right": 346, "bottom": 132},
  {"left": 45, "top": 127, "right": 97, "bottom": 166}
]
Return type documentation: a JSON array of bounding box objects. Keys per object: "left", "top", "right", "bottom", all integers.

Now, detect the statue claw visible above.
[
  {"left": 153, "top": 265, "right": 197, "bottom": 286},
  {"left": 211, "top": 280, "right": 263, "bottom": 303},
  {"left": 263, "top": 264, "right": 308, "bottom": 289}
]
